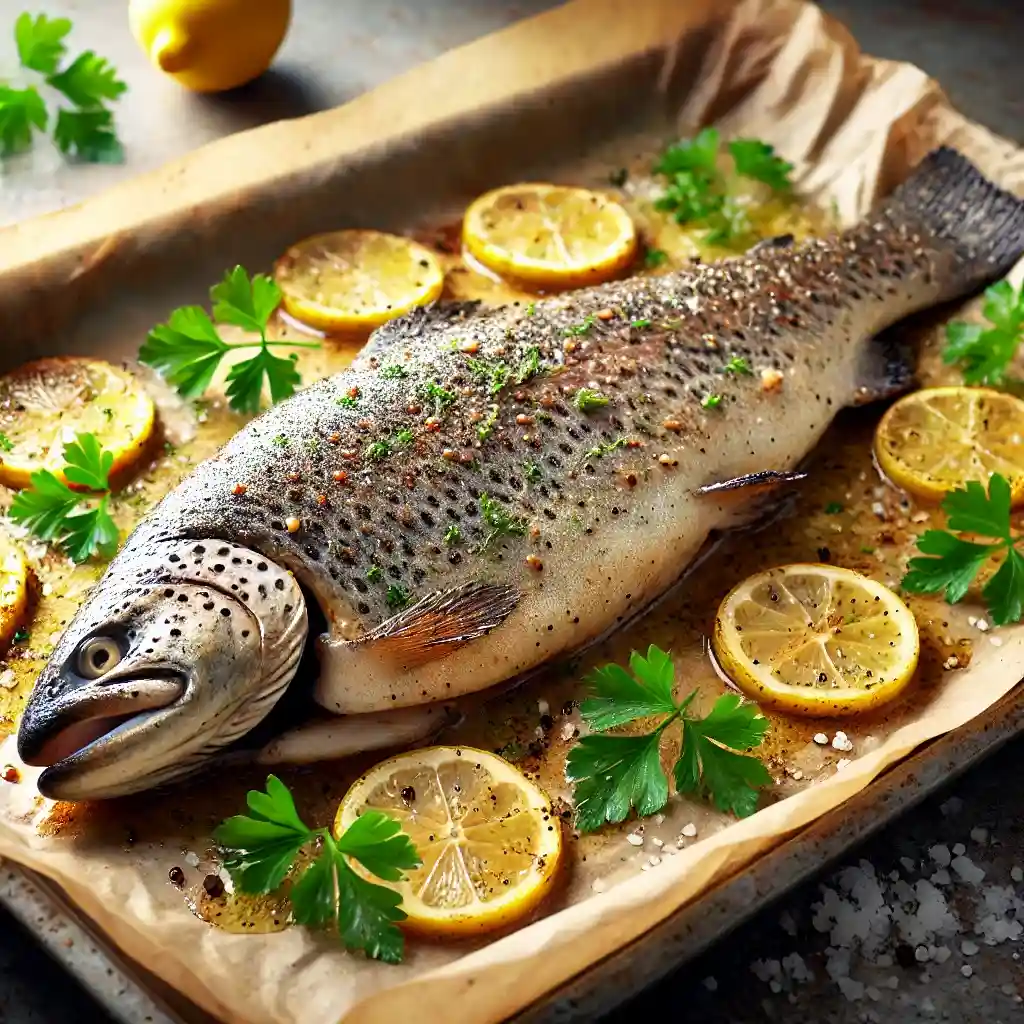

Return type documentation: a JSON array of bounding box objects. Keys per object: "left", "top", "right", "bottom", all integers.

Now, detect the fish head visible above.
[{"left": 17, "top": 538, "right": 307, "bottom": 801}]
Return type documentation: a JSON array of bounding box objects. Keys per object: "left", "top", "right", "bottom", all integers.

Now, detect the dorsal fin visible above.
[{"left": 355, "top": 580, "right": 520, "bottom": 667}]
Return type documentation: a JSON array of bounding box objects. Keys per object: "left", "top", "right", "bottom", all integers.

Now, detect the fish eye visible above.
[{"left": 77, "top": 637, "right": 122, "bottom": 680}]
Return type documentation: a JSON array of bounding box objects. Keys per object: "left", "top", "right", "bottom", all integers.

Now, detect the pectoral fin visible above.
[{"left": 355, "top": 580, "right": 520, "bottom": 667}]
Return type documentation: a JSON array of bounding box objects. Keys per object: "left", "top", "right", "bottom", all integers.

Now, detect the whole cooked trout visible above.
[{"left": 19, "top": 147, "right": 1024, "bottom": 800}]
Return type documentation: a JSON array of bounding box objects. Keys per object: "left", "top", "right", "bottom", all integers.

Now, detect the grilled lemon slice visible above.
[
  {"left": 274, "top": 229, "right": 445, "bottom": 334},
  {"left": 0, "top": 358, "right": 155, "bottom": 491},
  {"left": 335, "top": 745, "right": 562, "bottom": 936},
  {"left": 874, "top": 386, "right": 1024, "bottom": 506},
  {"left": 713, "top": 564, "right": 919, "bottom": 717},
  {"left": 462, "top": 183, "right": 637, "bottom": 290}
]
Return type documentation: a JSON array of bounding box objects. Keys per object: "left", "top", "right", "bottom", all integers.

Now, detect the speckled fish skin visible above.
[{"left": 17, "top": 148, "right": 1024, "bottom": 797}]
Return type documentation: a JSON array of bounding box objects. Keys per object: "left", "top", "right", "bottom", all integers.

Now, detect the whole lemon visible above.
[{"left": 129, "top": 0, "right": 291, "bottom": 94}]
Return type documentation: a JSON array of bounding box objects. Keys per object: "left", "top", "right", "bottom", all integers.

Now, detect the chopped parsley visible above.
[
  {"left": 335, "top": 394, "right": 359, "bottom": 409},
  {"left": 644, "top": 248, "right": 668, "bottom": 269},
  {"left": 365, "top": 440, "right": 391, "bottom": 461},
  {"left": 477, "top": 404, "right": 499, "bottom": 441},
  {"left": 824, "top": 501, "right": 844, "bottom": 515},
  {"left": 380, "top": 364, "right": 409, "bottom": 380},
  {"left": 394, "top": 429, "right": 413, "bottom": 447},
  {"left": 586, "top": 437, "right": 629, "bottom": 460},
  {"left": 523, "top": 461, "right": 542, "bottom": 483},
  {"left": 525, "top": 302, "right": 536, "bottom": 316},
  {"left": 516, "top": 346, "right": 542, "bottom": 384},
  {"left": 421, "top": 380, "right": 456, "bottom": 414},
  {"left": 386, "top": 584, "right": 410, "bottom": 609},
  {"left": 562, "top": 315, "right": 597, "bottom": 338},
  {"left": 723, "top": 356, "right": 753, "bottom": 375},
  {"left": 443, "top": 524, "right": 461, "bottom": 546},
  {"left": 272, "top": 434, "right": 289, "bottom": 447},
  {"left": 630, "top": 319, "right": 651, "bottom": 329},
  {"left": 478, "top": 492, "right": 527, "bottom": 549},
  {"left": 701, "top": 393, "right": 722, "bottom": 410},
  {"left": 366, "top": 566, "right": 383, "bottom": 583},
  {"left": 466, "top": 357, "right": 511, "bottom": 396},
  {"left": 0, "top": 432, "right": 13, "bottom": 453},
  {"left": 574, "top": 388, "right": 609, "bottom": 414}
]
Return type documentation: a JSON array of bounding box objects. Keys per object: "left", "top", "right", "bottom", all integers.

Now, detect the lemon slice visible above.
[
  {"left": 274, "top": 230, "right": 445, "bottom": 334},
  {"left": 335, "top": 745, "right": 562, "bottom": 936},
  {"left": 874, "top": 386, "right": 1024, "bottom": 505},
  {"left": 0, "top": 532, "right": 29, "bottom": 654},
  {"left": 0, "top": 358, "right": 156, "bottom": 491},
  {"left": 462, "top": 183, "right": 637, "bottom": 290},
  {"left": 713, "top": 564, "right": 919, "bottom": 716}
]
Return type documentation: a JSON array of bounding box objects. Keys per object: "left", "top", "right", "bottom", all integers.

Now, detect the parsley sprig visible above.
[
  {"left": 652, "top": 128, "right": 793, "bottom": 246},
  {"left": 139, "top": 267, "right": 320, "bottom": 414},
  {"left": 566, "top": 645, "right": 770, "bottom": 831},
  {"left": 902, "top": 473, "right": 1024, "bottom": 625},
  {"left": 1, "top": 13, "right": 126, "bottom": 161},
  {"left": 9, "top": 433, "right": 119, "bottom": 562},
  {"left": 942, "top": 280, "right": 1024, "bottom": 386},
  {"left": 213, "top": 775, "right": 420, "bottom": 963}
]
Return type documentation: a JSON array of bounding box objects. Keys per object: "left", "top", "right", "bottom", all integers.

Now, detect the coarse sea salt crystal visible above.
[
  {"left": 537, "top": 699, "right": 549, "bottom": 715},
  {"left": 929, "top": 845, "right": 951, "bottom": 867},
  {"left": 682, "top": 822, "right": 697, "bottom": 837},
  {"left": 952, "top": 856, "right": 986, "bottom": 885},
  {"left": 813, "top": 733, "right": 829, "bottom": 745},
  {"left": 1011, "top": 866, "right": 1023, "bottom": 883},
  {"left": 626, "top": 832, "right": 644, "bottom": 847},
  {"left": 976, "top": 618, "right": 990, "bottom": 632},
  {"left": 832, "top": 731, "right": 854, "bottom": 752},
  {"left": 931, "top": 869, "right": 951, "bottom": 886},
  {"left": 970, "top": 827, "right": 989, "bottom": 844},
  {"left": 652, "top": 837, "right": 663, "bottom": 847},
  {"left": 961, "top": 965, "right": 974, "bottom": 978},
  {"left": 933, "top": 946, "right": 952, "bottom": 964},
  {"left": 0, "top": 669, "right": 15, "bottom": 690},
  {"left": 953, "top": 843, "right": 967, "bottom": 856},
  {"left": 961, "top": 940, "right": 979, "bottom": 956},
  {"left": 184, "top": 851, "right": 200, "bottom": 868}
]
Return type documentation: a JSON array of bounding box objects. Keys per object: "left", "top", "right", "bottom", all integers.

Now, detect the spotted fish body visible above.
[{"left": 18, "top": 148, "right": 1024, "bottom": 799}]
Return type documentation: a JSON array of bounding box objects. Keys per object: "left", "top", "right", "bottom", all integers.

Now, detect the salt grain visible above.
[
  {"left": 961, "top": 940, "right": 979, "bottom": 956},
  {"left": 537, "top": 699, "right": 550, "bottom": 715},
  {"left": 648, "top": 855, "right": 661, "bottom": 867},
  {"left": 626, "top": 832, "right": 644, "bottom": 847},
  {"left": 970, "top": 827, "right": 989, "bottom": 844},
  {"left": 929, "top": 844, "right": 951, "bottom": 867},
  {"left": 560, "top": 722, "right": 576, "bottom": 741},
  {"left": 813, "top": 732, "right": 829, "bottom": 745},
  {"left": 652, "top": 837, "right": 664, "bottom": 848},
  {"left": 961, "top": 965, "right": 974, "bottom": 977},
  {"left": 832, "top": 731, "right": 854, "bottom": 752},
  {"left": 184, "top": 851, "right": 200, "bottom": 868},
  {"left": 976, "top": 618, "right": 990, "bottom": 632},
  {"left": 951, "top": 855, "right": 986, "bottom": 885},
  {"left": 953, "top": 843, "right": 967, "bottom": 856},
  {"left": 991, "top": 636, "right": 1004, "bottom": 647},
  {"left": 1011, "top": 866, "right": 1023, "bottom": 882},
  {"left": 682, "top": 822, "right": 698, "bottom": 837}
]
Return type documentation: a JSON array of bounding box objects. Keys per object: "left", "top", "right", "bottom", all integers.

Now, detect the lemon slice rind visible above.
[
  {"left": 274, "top": 229, "right": 445, "bottom": 334},
  {"left": 462, "top": 183, "right": 637, "bottom": 290},
  {"left": 874, "top": 385, "right": 1024, "bottom": 506},
  {"left": 0, "top": 534, "right": 29, "bottom": 655},
  {"left": 335, "top": 745, "right": 562, "bottom": 936},
  {"left": 0, "top": 357, "right": 155, "bottom": 491},
  {"left": 713, "top": 563, "right": 920, "bottom": 717}
]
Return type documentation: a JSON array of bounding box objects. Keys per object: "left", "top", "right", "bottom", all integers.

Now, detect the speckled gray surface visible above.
[{"left": 0, "top": 1, "right": 1022, "bottom": 1022}]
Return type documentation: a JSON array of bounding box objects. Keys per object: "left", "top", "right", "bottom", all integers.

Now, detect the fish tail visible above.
[{"left": 881, "top": 146, "right": 1024, "bottom": 298}]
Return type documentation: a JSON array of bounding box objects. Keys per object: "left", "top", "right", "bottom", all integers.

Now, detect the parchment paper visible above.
[{"left": 0, "top": 1, "right": 1022, "bottom": 1022}]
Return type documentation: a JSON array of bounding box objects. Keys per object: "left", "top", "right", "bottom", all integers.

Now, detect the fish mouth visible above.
[{"left": 19, "top": 669, "right": 187, "bottom": 798}]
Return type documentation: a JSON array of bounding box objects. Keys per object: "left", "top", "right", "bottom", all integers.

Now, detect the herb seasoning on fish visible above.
[{"left": 17, "top": 148, "right": 1024, "bottom": 800}]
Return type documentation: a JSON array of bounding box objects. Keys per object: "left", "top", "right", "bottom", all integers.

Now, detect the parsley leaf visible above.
[
  {"left": 903, "top": 473, "right": 1024, "bottom": 625},
  {"left": 565, "top": 645, "right": 770, "bottom": 830},
  {"left": 139, "top": 267, "right": 318, "bottom": 413},
  {"left": 942, "top": 280, "right": 1024, "bottom": 386},
  {"left": 53, "top": 106, "right": 122, "bottom": 162},
  {"left": 14, "top": 13, "right": 71, "bottom": 74},
  {"left": 5, "top": 14, "right": 127, "bottom": 163},
  {"left": 574, "top": 388, "right": 609, "bottom": 413},
  {"left": 0, "top": 85, "right": 47, "bottom": 155},
  {"left": 9, "top": 432, "right": 119, "bottom": 562},
  {"left": 47, "top": 50, "right": 126, "bottom": 107},
  {"left": 478, "top": 492, "right": 527, "bottom": 549},
  {"left": 728, "top": 139, "right": 794, "bottom": 192},
  {"left": 675, "top": 694, "right": 771, "bottom": 817},
  {"left": 567, "top": 733, "right": 669, "bottom": 834},
  {"left": 215, "top": 778, "right": 420, "bottom": 963}
]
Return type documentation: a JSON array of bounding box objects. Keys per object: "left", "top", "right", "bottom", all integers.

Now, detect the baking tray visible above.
[{"left": 0, "top": 0, "right": 1023, "bottom": 1020}]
